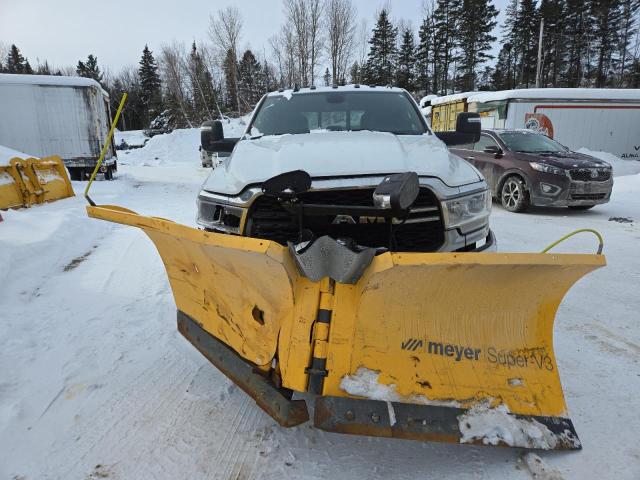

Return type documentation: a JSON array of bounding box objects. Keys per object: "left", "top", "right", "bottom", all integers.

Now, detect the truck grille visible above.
[
  {"left": 247, "top": 187, "right": 445, "bottom": 252},
  {"left": 569, "top": 168, "right": 611, "bottom": 182}
]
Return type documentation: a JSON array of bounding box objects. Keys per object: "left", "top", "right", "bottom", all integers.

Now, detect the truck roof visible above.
[
  {"left": 0, "top": 73, "right": 108, "bottom": 96},
  {"left": 266, "top": 84, "right": 407, "bottom": 99}
]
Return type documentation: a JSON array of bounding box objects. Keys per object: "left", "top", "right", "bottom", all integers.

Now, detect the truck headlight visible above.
[
  {"left": 530, "top": 162, "right": 565, "bottom": 176},
  {"left": 442, "top": 190, "right": 491, "bottom": 228}
]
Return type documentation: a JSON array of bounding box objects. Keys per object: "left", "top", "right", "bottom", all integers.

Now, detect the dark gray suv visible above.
[{"left": 451, "top": 129, "right": 613, "bottom": 212}]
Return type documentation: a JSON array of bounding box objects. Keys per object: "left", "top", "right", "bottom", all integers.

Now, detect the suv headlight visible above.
[
  {"left": 529, "top": 162, "right": 565, "bottom": 176},
  {"left": 442, "top": 190, "right": 491, "bottom": 229}
]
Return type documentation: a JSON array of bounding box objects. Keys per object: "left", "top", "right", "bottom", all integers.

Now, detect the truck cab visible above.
[{"left": 196, "top": 86, "right": 495, "bottom": 253}]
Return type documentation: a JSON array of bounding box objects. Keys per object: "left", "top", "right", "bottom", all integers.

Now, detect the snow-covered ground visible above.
[
  {"left": 0, "top": 145, "right": 35, "bottom": 165},
  {"left": 1, "top": 127, "right": 639, "bottom": 480}
]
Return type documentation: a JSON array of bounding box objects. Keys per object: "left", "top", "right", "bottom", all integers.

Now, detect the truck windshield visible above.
[
  {"left": 249, "top": 91, "right": 427, "bottom": 137},
  {"left": 498, "top": 131, "right": 568, "bottom": 153}
]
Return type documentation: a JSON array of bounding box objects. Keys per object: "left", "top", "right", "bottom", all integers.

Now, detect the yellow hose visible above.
[
  {"left": 541, "top": 228, "right": 604, "bottom": 254},
  {"left": 84, "top": 93, "right": 128, "bottom": 205}
]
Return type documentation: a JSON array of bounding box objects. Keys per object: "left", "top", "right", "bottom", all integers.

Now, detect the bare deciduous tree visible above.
[
  {"left": 326, "top": 0, "right": 357, "bottom": 84},
  {"left": 283, "top": 0, "right": 325, "bottom": 86},
  {"left": 160, "top": 42, "right": 193, "bottom": 127},
  {"left": 208, "top": 6, "right": 243, "bottom": 112}
]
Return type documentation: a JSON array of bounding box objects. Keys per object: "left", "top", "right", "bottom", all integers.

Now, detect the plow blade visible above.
[
  {"left": 87, "top": 205, "right": 605, "bottom": 450},
  {"left": 0, "top": 156, "right": 74, "bottom": 209},
  {"left": 320, "top": 252, "right": 604, "bottom": 448}
]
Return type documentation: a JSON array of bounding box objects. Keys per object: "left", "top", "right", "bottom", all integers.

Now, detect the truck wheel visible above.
[
  {"left": 104, "top": 167, "right": 113, "bottom": 180},
  {"left": 568, "top": 205, "right": 595, "bottom": 211},
  {"left": 501, "top": 177, "right": 530, "bottom": 213},
  {"left": 69, "top": 168, "right": 81, "bottom": 181}
]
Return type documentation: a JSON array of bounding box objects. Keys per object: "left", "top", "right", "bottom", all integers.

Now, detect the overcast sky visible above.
[{"left": 1, "top": 0, "right": 508, "bottom": 75}]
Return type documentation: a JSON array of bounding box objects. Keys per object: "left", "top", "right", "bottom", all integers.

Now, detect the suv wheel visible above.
[{"left": 501, "top": 176, "right": 530, "bottom": 213}]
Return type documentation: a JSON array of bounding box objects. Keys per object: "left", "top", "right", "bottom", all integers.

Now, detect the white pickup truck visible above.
[{"left": 195, "top": 85, "right": 495, "bottom": 253}]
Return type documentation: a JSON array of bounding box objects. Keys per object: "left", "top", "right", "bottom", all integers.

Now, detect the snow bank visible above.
[
  {"left": 114, "top": 130, "right": 148, "bottom": 149},
  {"left": 577, "top": 148, "right": 640, "bottom": 177},
  {"left": 0, "top": 144, "right": 35, "bottom": 166},
  {"left": 118, "top": 117, "right": 248, "bottom": 167},
  {"left": 457, "top": 403, "right": 580, "bottom": 450},
  {"left": 117, "top": 129, "right": 200, "bottom": 166},
  {"left": 339, "top": 367, "right": 460, "bottom": 408}
]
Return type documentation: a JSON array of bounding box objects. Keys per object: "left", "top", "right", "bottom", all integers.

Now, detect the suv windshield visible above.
[
  {"left": 498, "top": 131, "right": 568, "bottom": 153},
  {"left": 249, "top": 91, "right": 428, "bottom": 137}
]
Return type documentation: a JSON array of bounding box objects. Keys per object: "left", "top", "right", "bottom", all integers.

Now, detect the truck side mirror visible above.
[
  {"left": 456, "top": 112, "right": 481, "bottom": 143},
  {"left": 201, "top": 120, "right": 224, "bottom": 151},
  {"left": 435, "top": 112, "right": 482, "bottom": 147}
]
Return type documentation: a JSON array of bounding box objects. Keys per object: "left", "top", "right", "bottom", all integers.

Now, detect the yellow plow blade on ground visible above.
[
  {"left": 87, "top": 204, "right": 605, "bottom": 450},
  {"left": 0, "top": 156, "right": 74, "bottom": 209}
]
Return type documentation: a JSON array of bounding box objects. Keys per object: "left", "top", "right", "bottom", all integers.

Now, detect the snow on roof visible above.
[
  {"left": 266, "top": 84, "right": 406, "bottom": 97},
  {"left": 468, "top": 88, "right": 640, "bottom": 103},
  {"left": 430, "top": 92, "right": 479, "bottom": 106},
  {"left": 0, "top": 73, "right": 107, "bottom": 95}
]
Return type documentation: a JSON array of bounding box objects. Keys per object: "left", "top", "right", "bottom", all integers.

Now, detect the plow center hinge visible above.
[{"left": 306, "top": 278, "right": 335, "bottom": 394}]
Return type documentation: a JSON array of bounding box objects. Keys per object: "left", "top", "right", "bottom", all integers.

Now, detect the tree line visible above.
[{"left": 2, "top": 0, "right": 640, "bottom": 131}]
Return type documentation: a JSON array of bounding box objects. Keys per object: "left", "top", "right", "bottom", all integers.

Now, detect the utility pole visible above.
[{"left": 535, "top": 18, "right": 544, "bottom": 88}]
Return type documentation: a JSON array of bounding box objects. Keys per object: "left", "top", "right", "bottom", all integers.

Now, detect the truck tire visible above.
[
  {"left": 104, "top": 166, "right": 114, "bottom": 180},
  {"left": 69, "top": 168, "right": 81, "bottom": 181},
  {"left": 500, "top": 176, "right": 530, "bottom": 213}
]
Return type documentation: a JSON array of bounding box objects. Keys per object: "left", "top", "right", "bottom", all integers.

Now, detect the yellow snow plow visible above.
[
  {"left": 87, "top": 199, "right": 605, "bottom": 450},
  {"left": 0, "top": 156, "right": 74, "bottom": 209}
]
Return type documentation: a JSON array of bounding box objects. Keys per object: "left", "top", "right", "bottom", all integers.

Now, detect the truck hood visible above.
[{"left": 202, "top": 131, "right": 482, "bottom": 195}]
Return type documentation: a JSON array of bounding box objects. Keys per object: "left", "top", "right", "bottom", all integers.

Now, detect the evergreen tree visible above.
[
  {"left": 477, "top": 65, "right": 495, "bottom": 89},
  {"left": 396, "top": 28, "right": 416, "bottom": 91},
  {"left": 494, "top": 0, "right": 519, "bottom": 89},
  {"left": 432, "top": 0, "right": 461, "bottom": 94},
  {"left": 223, "top": 48, "right": 239, "bottom": 112},
  {"left": 618, "top": 0, "right": 640, "bottom": 85},
  {"left": 513, "top": 0, "right": 540, "bottom": 87},
  {"left": 456, "top": 0, "right": 498, "bottom": 91},
  {"left": 76, "top": 54, "right": 103, "bottom": 83},
  {"left": 364, "top": 9, "right": 398, "bottom": 85},
  {"left": 237, "top": 49, "right": 263, "bottom": 110},
  {"left": 5, "top": 44, "right": 28, "bottom": 73},
  {"left": 349, "top": 61, "right": 362, "bottom": 83},
  {"left": 538, "top": 0, "right": 566, "bottom": 86},
  {"left": 323, "top": 67, "right": 331, "bottom": 86},
  {"left": 563, "top": 0, "right": 594, "bottom": 86},
  {"left": 416, "top": 17, "right": 435, "bottom": 93},
  {"left": 592, "top": 0, "right": 624, "bottom": 87},
  {"left": 138, "top": 45, "right": 163, "bottom": 126}
]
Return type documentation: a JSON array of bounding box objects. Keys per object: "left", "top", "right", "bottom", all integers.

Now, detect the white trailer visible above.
[
  {"left": 0, "top": 74, "right": 117, "bottom": 180},
  {"left": 464, "top": 89, "right": 640, "bottom": 159}
]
